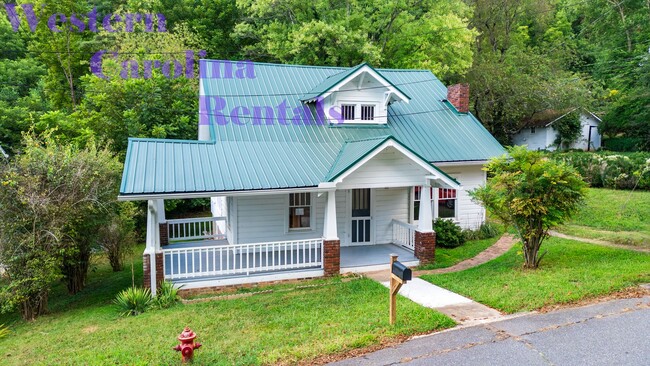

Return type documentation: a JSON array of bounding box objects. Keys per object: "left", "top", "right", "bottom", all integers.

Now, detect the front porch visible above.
[{"left": 156, "top": 216, "right": 421, "bottom": 289}]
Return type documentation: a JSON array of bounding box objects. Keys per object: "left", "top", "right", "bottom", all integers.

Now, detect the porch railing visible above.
[
  {"left": 162, "top": 238, "right": 323, "bottom": 280},
  {"left": 392, "top": 219, "right": 416, "bottom": 251},
  {"left": 166, "top": 217, "right": 226, "bottom": 242}
]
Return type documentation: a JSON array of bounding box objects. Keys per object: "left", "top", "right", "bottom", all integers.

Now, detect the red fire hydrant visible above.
[{"left": 173, "top": 327, "right": 202, "bottom": 363}]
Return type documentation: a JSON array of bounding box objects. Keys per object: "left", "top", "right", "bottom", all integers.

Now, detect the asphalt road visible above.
[{"left": 331, "top": 296, "right": 650, "bottom": 366}]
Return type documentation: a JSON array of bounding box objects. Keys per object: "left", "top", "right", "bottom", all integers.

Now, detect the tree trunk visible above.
[
  {"left": 20, "top": 291, "right": 48, "bottom": 321},
  {"left": 63, "top": 249, "right": 91, "bottom": 294}
]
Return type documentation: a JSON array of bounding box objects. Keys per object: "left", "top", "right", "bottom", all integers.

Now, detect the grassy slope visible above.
[
  {"left": 418, "top": 235, "right": 501, "bottom": 270},
  {"left": 422, "top": 237, "right": 650, "bottom": 313},
  {"left": 0, "top": 247, "right": 454, "bottom": 365},
  {"left": 557, "top": 188, "right": 650, "bottom": 247}
]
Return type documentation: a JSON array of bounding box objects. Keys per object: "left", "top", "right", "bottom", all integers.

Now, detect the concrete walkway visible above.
[
  {"left": 549, "top": 230, "right": 650, "bottom": 253},
  {"left": 377, "top": 278, "right": 503, "bottom": 324},
  {"left": 365, "top": 234, "right": 518, "bottom": 324}
]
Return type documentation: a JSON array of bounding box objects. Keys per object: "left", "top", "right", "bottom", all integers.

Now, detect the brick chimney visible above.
[{"left": 447, "top": 83, "right": 470, "bottom": 113}]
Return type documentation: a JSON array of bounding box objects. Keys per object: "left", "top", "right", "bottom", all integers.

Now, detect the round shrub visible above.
[{"left": 433, "top": 218, "right": 466, "bottom": 248}]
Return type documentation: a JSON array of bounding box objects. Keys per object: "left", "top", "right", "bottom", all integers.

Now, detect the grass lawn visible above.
[
  {"left": 557, "top": 188, "right": 650, "bottom": 248},
  {"left": 421, "top": 237, "right": 650, "bottom": 314},
  {"left": 418, "top": 235, "right": 502, "bottom": 270},
  {"left": 0, "top": 247, "right": 454, "bottom": 365}
]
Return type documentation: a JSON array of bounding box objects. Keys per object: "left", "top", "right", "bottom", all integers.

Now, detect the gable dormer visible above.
[{"left": 301, "top": 63, "right": 410, "bottom": 125}]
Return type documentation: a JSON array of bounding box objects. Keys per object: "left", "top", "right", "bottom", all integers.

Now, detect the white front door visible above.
[{"left": 350, "top": 188, "right": 373, "bottom": 245}]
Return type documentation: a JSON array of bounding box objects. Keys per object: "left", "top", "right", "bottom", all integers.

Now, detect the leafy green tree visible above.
[
  {"left": 553, "top": 110, "right": 582, "bottom": 149},
  {"left": 0, "top": 132, "right": 122, "bottom": 318},
  {"left": 466, "top": 0, "right": 594, "bottom": 143},
  {"left": 234, "top": 0, "right": 476, "bottom": 78},
  {"left": 471, "top": 146, "right": 587, "bottom": 269}
]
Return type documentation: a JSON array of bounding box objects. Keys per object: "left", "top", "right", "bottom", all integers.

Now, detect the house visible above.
[
  {"left": 118, "top": 61, "right": 505, "bottom": 294},
  {"left": 512, "top": 109, "right": 602, "bottom": 151}
]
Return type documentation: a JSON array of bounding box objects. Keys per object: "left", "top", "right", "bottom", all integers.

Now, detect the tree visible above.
[
  {"left": 233, "top": 0, "right": 476, "bottom": 78},
  {"left": 552, "top": 110, "right": 582, "bottom": 149},
  {"left": 470, "top": 146, "right": 587, "bottom": 269},
  {"left": 0, "top": 132, "right": 121, "bottom": 318}
]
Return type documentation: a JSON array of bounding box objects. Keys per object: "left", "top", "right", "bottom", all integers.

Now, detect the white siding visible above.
[
  {"left": 569, "top": 114, "right": 601, "bottom": 150},
  {"left": 438, "top": 165, "right": 487, "bottom": 230},
  {"left": 235, "top": 193, "right": 324, "bottom": 244},
  {"left": 373, "top": 188, "right": 409, "bottom": 244},
  {"left": 512, "top": 127, "right": 555, "bottom": 151},
  {"left": 337, "top": 146, "right": 429, "bottom": 189}
]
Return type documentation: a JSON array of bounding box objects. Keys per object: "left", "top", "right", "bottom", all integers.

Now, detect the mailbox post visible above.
[{"left": 389, "top": 254, "right": 412, "bottom": 325}]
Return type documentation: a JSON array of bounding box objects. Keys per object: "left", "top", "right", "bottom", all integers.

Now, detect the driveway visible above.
[{"left": 330, "top": 296, "right": 650, "bottom": 365}]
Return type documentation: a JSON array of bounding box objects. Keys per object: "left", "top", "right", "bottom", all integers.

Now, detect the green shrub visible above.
[
  {"left": 478, "top": 222, "right": 500, "bottom": 239},
  {"left": 550, "top": 151, "right": 650, "bottom": 190},
  {"left": 153, "top": 281, "right": 182, "bottom": 309},
  {"left": 433, "top": 218, "right": 466, "bottom": 248},
  {"left": 114, "top": 287, "right": 153, "bottom": 317},
  {"left": 462, "top": 222, "right": 500, "bottom": 241}
]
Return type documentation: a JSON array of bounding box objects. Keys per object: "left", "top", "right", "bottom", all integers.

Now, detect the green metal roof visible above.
[
  {"left": 326, "top": 136, "right": 391, "bottom": 181},
  {"left": 120, "top": 61, "right": 505, "bottom": 197}
]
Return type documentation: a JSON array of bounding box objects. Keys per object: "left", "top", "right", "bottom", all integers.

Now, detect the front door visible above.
[{"left": 351, "top": 188, "right": 372, "bottom": 245}]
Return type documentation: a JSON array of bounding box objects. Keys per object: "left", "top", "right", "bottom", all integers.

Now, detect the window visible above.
[
  {"left": 361, "top": 105, "right": 375, "bottom": 121},
  {"left": 342, "top": 104, "right": 355, "bottom": 121},
  {"left": 412, "top": 187, "right": 458, "bottom": 221},
  {"left": 289, "top": 193, "right": 311, "bottom": 229},
  {"left": 437, "top": 188, "right": 457, "bottom": 219},
  {"left": 530, "top": 127, "right": 536, "bottom": 134}
]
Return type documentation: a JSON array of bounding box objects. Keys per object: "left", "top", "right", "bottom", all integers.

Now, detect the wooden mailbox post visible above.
[{"left": 389, "top": 254, "right": 412, "bottom": 325}]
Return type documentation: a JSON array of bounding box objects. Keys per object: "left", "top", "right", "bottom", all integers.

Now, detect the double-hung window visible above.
[
  {"left": 412, "top": 187, "right": 458, "bottom": 221},
  {"left": 437, "top": 188, "right": 457, "bottom": 219},
  {"left": 289, "top": 193, "right": 312, "bottom": 229}
]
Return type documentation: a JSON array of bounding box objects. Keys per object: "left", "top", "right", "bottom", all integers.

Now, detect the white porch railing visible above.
[
  {"left": 162, "top": 238, "right": 323, "bottom": 280},
  {"left": 166, "top": 217, "right": 226, "bottom": 242},
  {"left": 392, "top": 219, "right": 416, "bottom": 251}
]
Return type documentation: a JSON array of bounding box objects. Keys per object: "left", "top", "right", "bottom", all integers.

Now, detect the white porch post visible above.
[
  {"left": 145, "top": 199, "right": 160, "bottom": 295},
  {"left": 323, "top": 190, "right": 338, "bottom": 240},
  {"left": 418, "top": 181, "right": 433, "bottom": 233},
  {"left": 156, "top": 199, "right": 166, "bottom": 224}
]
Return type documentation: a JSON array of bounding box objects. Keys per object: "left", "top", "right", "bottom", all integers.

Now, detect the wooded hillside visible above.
[{"left": 1, "top": 0, "right": 648, "bottom": 154}]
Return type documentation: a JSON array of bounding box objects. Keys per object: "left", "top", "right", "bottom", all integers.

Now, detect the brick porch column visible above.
[
  {"left": 414, "top": 230, "right": 436, "bottom": 265},
  {"left": 143, "top": 253, "right": 151, "bottom": 289},
  {"left": 143, "top": 252, "right": 164, "bottom": 289},
  {"left": 323, "top": 239, "right": 340, "bottom": 276},
  {"left": 159, "top": 223, "right": 168, "bottom": 246}
]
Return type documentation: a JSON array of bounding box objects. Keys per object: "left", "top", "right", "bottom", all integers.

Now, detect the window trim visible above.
[{"left": 411, "top": 186, "right": 459, "bottom": 224}]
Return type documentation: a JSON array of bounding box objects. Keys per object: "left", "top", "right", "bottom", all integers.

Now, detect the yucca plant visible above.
[
  {"left": 114, "top": 287, "right": 152, "bottom": 317},
  {"left": 153, "top": 281, "right": 182, "bottom": 309}
]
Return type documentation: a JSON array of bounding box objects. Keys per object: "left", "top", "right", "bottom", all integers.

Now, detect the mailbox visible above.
[{"left": 391, "top": 261, "right": 412, "bottom": 282}]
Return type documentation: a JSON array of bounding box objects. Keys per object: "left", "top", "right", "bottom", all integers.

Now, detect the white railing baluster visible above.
[
  {"left": 161, "top": 238, "right": 324, "bottom": 280},
  {"left": 392, "top": 219, "right": 416, "bottom": 251},
  {"left": 166, "top": 216, "right": 227, "bottom": 242}
]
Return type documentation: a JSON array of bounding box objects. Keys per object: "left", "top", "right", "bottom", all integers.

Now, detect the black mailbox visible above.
[{"left": 391, "top": 261, "right": 412, "bottom": 281}]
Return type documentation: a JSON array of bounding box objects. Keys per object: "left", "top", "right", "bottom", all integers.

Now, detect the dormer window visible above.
[
  {"left": 300, "top": 63, "right": 410, "bottom": 125},
  {"left": 342, "top": 104, "right": 356, "bottom": 120},
  {"left": 361, "top": 105, "right": 375, "bottom": 121}
]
